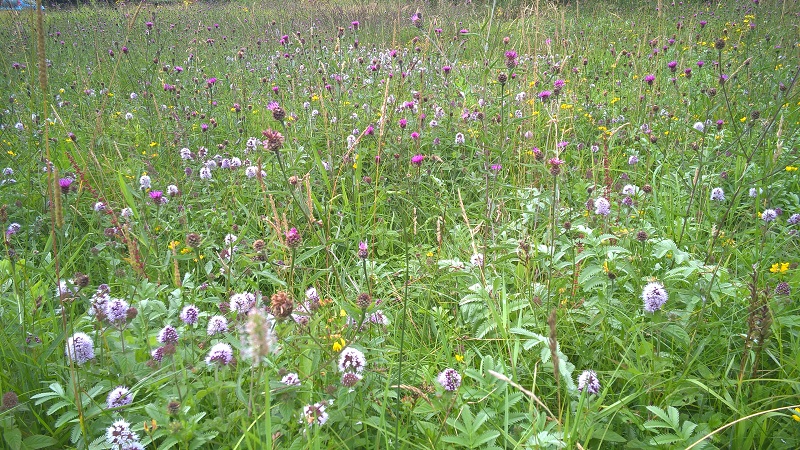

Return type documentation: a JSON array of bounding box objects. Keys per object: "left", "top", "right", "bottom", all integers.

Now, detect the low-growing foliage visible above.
[{"left": 0, "top": 0, "right": 799, "bottom": 448}]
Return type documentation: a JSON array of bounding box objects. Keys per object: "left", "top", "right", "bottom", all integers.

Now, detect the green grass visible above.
[{"left": 1, "top": 0, "right": 800, "bottom": 448}]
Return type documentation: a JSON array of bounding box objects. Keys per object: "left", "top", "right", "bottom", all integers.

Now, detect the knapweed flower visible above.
[
  {"left": 157, "top": 325, "right": 179, "bottom": 344},
  {"left": 106, "top": 419, "right": 138, "bottom": 447},
  {"left": 358, "top": 241, "right": 368, "bottom": 259},
  {"left": 411, "top": 154, "right": 425, "bottom": 167},
  {"left": 437, "top": 368, "right": 462, "bottom": 391},
  {"left": 205, "top": 342, "right": 234, "bottom": 366},
  {"left": 538, "top": 90, "right": 552, "bottom": 101},
  {"left": 149, "top": 190, "right": 164, "bottom": 204},
  {"left": 285, "top": 227, "right": 302, "bottom": 248},
  {"left": 338, "top": 347, "right": 366, "bottom": 373},
  {"left": 594, "top": 197, "right": 611, "bottom": 216},
  {"left": 642, "top": 281, "right": 668, "bottom": 313},
  {"left": 106, "top": 386, "right": 133, "bottom": 409},
  {"left": 65, "top": 332, "right": 95, "bottom": 365},
  {"left": 761, "top": 209, "right": 777, "bottom": 223},
  {"left": 548, "top": 157, "right": 565, "bottom": 176},
  {"left": 180, "top": 305, "right": 199, "bottom": 325},
  {"left": 644, "top": 74, "right": 656, "bottom": 85},
  {"left": 577, "top": 370, "right": 600, "bottom": 394},
  {"left": 207, "top": 315, "right": 228, "bottom": 336},
  {"left": 504, "top": 50, "right": 518, "bottom": 69},
  {"left": 281, "top": 373, "right": 301, "bottom": 386},
  {"left": 710, "top": 187, "right": 725, "bottom": 201},
  {"left": 302, "top": 401, "right": 330, "bottom": 426},
  {"left": 59, "top": 177, "right": 74, "bottom": 195}
]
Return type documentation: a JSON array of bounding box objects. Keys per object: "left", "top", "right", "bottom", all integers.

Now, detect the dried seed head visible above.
[{"left": 270, "top": 291, "right": 294, "bottom": 319}]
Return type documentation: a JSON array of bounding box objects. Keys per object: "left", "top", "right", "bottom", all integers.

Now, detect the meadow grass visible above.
[{"left": 0, "top": 0, "right": 799, "bottom": 448}]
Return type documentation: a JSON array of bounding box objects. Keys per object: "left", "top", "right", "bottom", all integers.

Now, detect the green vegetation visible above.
[{"left": 1, "top": 0, "right": 799, "bottom": 448}]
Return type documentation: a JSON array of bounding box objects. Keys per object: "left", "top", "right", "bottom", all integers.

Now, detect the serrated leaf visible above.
[
  {"left": 650, "top": 433, "right": 682, "bottom": 445},
  {"left": 55, "top": 410, "right": 78, "bottom": 428},
  {"left": 46, "top": 400, "right": 71, "bottom": 415}
]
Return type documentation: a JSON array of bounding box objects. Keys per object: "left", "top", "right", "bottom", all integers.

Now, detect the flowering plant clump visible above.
[{"left": 5, "top": 3, "right": 798, "bottom": 448}]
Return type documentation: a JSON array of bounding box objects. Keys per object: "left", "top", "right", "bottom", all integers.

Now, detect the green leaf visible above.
[
  {"left": 117, "top": 173, "right": 139, "bottom": 219},
  {"left": 22, "top": 435, "right": 58, "bottom": 449},
  {"left": 4, "top": 427, "right": 21, "bottom": 450}
]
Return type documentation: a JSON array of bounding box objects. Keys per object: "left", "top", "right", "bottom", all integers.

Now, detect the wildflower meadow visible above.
[{"left": 1, "top": 0, "right": 799, "bottom": 448}]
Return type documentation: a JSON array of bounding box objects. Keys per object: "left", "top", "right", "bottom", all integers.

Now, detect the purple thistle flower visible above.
[
  {"left": 504, "top": 50, "right": 518, "bottom": 69},
  {"left": 411, "top": 154, "right": 425, "bottom": 167},
  {"left": 437, "top": 368, "right": 462, "bottom": 391},
  {"left": 667, "top": 60, "right": 678, "bottom": 72},
  {"left": 59, "top": 177, "right": 74, "bottom": 194},
  {"left": 149, "top": 190, "right": 164, "bottom": 204},
  {"left": 644, "top": 74, "right": 656, "bottom": 85},
  {"left": 286, "top": 227, "right": 302, "bottom": 248},
  {"left": 538, "top": 90, "right": 552, "bottom": 101}
]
